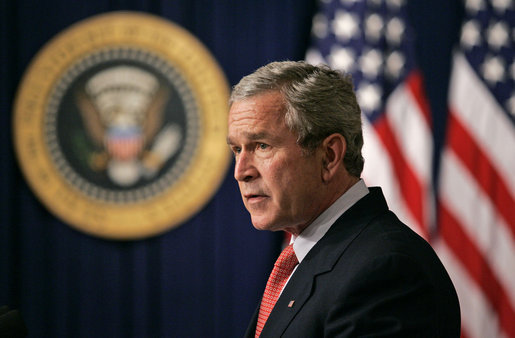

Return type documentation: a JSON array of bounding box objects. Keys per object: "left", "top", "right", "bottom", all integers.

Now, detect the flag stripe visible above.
[
  {"left": 449, "top": 54, "right": 515, "bottom": 195},
  {"left": 385, "top": 70, "right": 434, "bottom": 236},
  {"left": 439, "top": 148, "right": 515, "bottom": 309},
  {"left": 405, "top": 70, "right": 432, "bottom": 126},
  {"left": 361, "top": 118, "right": 421, "bottom": 235},
  {"left": 435, "top": 241, "right": 500, "bottom": 338},
  {"left": 439, "top": 202, "right": 515, "bottom": 338},
  {"left": 374, "top": 108, "right": 429, "bottom": 239},
  {"left": 387, "top": 71, "right": 433, "bottom": 184},
  {"left": 446, "top": 109, "right": 515, "bottom": 236}
]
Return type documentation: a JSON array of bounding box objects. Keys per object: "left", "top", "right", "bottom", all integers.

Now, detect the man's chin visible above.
[
  {"left": 251, "top": 215, "right": 306, "bottom": 236},
  {"left": 251, "top": 222, "right": 273, "bottom": 232},
  {"left": 250, "top": 216, "right": 275, "bottom": 232},
  {"left": 251, "top": 217, "right": 285, "bottom": 232}
]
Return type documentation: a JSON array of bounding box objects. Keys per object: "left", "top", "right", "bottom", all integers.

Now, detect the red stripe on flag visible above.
[
  {"left": 447, "top": 109, "right": 515, "bottom": 238},
  {"left": 439, "top": 202, "right": 515, "bottom": 337},
  {"left": 374, "top": 113, "right": 429, "bottom": 239},
  {"left": 405, "top": 70, "right": 432, "bottom": 127}
]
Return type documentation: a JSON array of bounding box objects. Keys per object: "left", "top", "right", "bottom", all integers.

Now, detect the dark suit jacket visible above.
[{"left": 245, "top": 187, "right": 460, "bottom": 337}]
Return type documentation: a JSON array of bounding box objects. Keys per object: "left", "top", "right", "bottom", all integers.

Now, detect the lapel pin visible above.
[{"left": 288, "top": 300, "right": 295, "bottom": 308}]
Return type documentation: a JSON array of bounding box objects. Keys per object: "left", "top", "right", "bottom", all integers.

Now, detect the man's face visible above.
[{"left": 227, "top": 91, "right": 325, "bottom": 235}]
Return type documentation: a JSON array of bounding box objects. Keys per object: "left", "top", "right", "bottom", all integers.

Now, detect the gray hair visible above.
[{"left": 230, "top": 61, "right": 364, "bottom": 177}]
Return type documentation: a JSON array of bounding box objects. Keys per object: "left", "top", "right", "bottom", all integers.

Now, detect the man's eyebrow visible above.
[
  {"left": 227, "top": 131, "right": 272, "bottom": 145},
  {"left": 245, "top": 131, "right": 270, "bottom": 140}
]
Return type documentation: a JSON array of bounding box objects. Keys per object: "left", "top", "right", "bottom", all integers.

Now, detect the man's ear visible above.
[{"left": 321, "top": 133, "right": 346, "bottom": 183}]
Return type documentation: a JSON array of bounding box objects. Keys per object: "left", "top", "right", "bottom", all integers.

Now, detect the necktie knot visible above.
[
  {"left": 274, "top": 243, "right": 298, "bottom": 271},
  {"left": 255, "top": 244, "right": 298, "bottom": 337}
]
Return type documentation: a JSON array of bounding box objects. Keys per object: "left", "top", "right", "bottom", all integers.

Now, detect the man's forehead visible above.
[
  {"left": 228, "top": 98, "right": 286, "bottom": 126},
  {"left": 227, "top": 91, "right": 292, "bottom": 143}
]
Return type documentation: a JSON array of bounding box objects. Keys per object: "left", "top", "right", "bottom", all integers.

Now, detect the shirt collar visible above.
[{"left": 292, "top": 179, "right": 369, "bottom": 264}]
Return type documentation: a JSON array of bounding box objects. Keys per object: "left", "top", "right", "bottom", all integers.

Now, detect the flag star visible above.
[
  {"left": 329, "top": 46, "right": 356, "bottom": 71},
  {"left": 481, "top": 55, "right": 505, "bottom": 84},
  {"left": 332, "top": 10, "right": 359, "bottom": 41},
  {"left": 357, "top": 82, "right": 382, "bottom": 114},
  {"left": 465, "top": 0, "right": 485, "bottom": 14},
  {"left": 386, "top": 17, "right": 405, "bottom": 45},
  {"left": 486, "top": 21, "right": 509, "bottom": 50},
  {"left": 386, "top": 0, "right": 404, "bottom": 9},
  {"left": 305, "top": 48, "right": 327, "bottom": 67},
  {"left": 492, "top": 0, "right": 512, "bottom": 13},
  {"left": 341, "top": 0, "right": 359, "bottom": 5},
  {"left": 461, "top": 20, "right": 482, "bottom": 49},
  {"left": 385, "top": 51, "right": 405, "bottom": 79},
  {"left": 359, "top": 49, "right": 383, "bottom": 78},
  {"left": 365, "top": 13, "right": 384, "bottom": 42},
  {"left": 312, "top": 13, "right": 329, "bottom": 39}
]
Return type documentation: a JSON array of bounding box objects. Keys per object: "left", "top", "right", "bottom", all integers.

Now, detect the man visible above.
[{"left": 227, "top": 61, "right": 460, "bottom": 337}]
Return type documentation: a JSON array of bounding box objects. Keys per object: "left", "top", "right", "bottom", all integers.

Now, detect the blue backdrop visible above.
[{"left": 1, "top": 0, "right": 462, "bottom": 337}]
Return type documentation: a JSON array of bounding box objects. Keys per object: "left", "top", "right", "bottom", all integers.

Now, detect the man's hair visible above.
[{"left": 230, "top": 61, "right": 364, "bottom": 177}]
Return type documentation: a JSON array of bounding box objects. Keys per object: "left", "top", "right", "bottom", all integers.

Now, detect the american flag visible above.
[
  {"left": 436, "top": 0, "right": 515, "bottom": 337},
  {"left": 306, "top": 0, "right": 434, "bottom": 240},
  {"left": 305, "top": 0, "right": 515, "bottom": 337}
]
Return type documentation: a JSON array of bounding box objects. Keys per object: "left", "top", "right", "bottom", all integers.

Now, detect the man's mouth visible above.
[{"left": 244, "top": 193, "right": 267, "bottom": 203}]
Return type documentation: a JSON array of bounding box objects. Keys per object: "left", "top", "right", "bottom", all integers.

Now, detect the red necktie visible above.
[{"left": 255, "top": 244, "right": 298, "bottom": 337}]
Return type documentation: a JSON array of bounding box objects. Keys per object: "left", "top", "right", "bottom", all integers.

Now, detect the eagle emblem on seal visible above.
[{"left": 75, "top": 65, "right": 182, "bottom": 186}]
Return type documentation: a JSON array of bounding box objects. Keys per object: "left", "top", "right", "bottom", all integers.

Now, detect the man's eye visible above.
[
  {"left": 231, "top": 147, "right": 241, "bottom": 155},
  {"left": 258, "top": 143, "right": 269, "bottom": 150}
]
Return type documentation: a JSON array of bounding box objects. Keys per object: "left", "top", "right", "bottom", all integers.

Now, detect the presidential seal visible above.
[{"left": 13, "top": 12, "right": 230, "bottom": 239}]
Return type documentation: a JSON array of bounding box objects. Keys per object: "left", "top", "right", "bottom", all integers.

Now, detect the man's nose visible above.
[{"left": 234, "top": 151, "right": 257, "bottom": 182}]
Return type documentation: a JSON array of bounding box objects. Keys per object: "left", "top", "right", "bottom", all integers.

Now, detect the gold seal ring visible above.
[{"left": 13, "top": 11, "right": 230, "bottom": 239}]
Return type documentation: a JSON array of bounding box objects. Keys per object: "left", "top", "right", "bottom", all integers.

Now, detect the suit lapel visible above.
[{"left": 259, "top": 188, "right": 389, "bottom": 337}]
